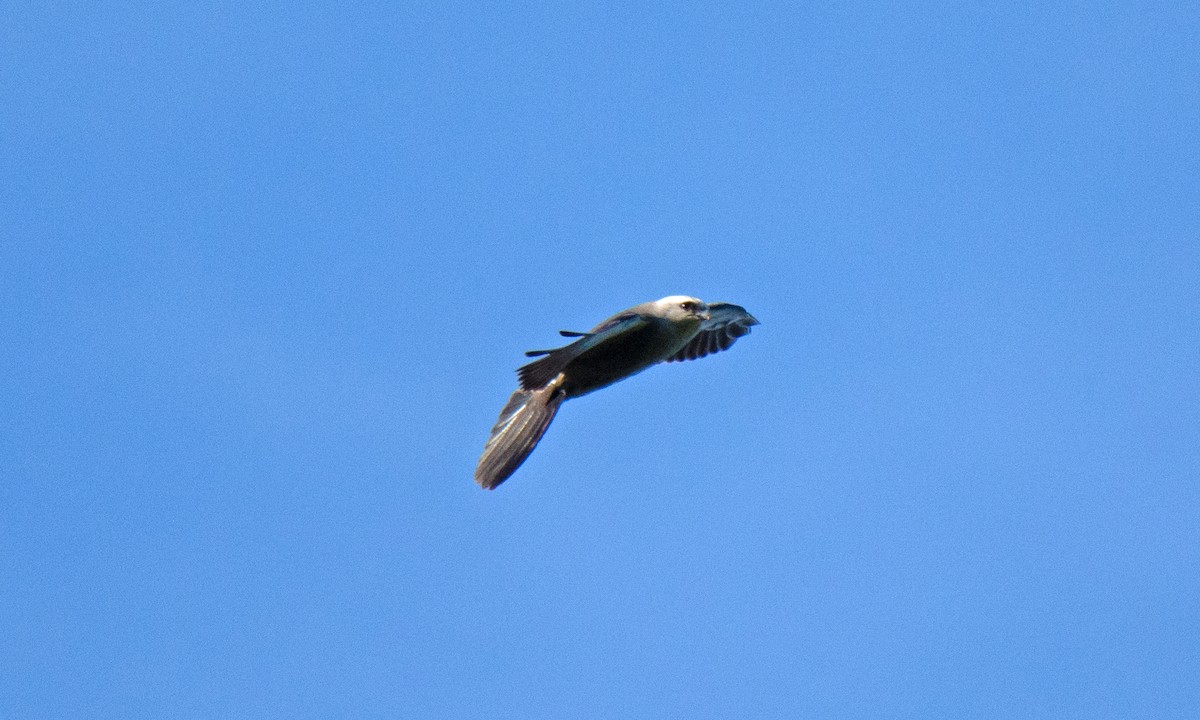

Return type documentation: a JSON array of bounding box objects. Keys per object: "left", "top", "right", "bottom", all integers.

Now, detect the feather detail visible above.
[
  {"left": 474, "top": 385, "right": 565, "bottom": 489},
  {"left": 666, "top": 303, "right": 759, "bottom": 363}
]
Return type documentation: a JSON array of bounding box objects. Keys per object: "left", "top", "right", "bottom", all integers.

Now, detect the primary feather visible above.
[{"left": 666, "top": 303, "right": 759, "bottom": 363}]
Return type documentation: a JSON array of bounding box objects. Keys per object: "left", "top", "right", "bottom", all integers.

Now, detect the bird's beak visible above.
[{"left": 698, "top": 311, "right": 711, "bottom": 321}]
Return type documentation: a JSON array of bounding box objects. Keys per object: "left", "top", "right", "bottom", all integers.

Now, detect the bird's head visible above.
[{"left": 653, "top": 295, "right": 711, "bottom": 323}]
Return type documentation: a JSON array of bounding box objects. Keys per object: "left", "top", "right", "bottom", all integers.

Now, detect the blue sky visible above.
[{"left": 3, "top": 2, "right": 1198, "bottom": 718}]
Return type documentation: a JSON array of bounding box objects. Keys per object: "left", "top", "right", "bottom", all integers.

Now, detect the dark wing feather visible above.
[
  {"left": 666, "top": 302, "right": 759, "bottom": 363},
  {"left": 474, "top": 386, "right": 565, "bottom": 489},
  {"left": 516, "top": 312, "right": 647, "bottom": 390},
  {"left": 517, "top": 347, "right": 574, "bottom": 390}
]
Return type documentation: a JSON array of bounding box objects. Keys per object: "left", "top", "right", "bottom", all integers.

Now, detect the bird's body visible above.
[{"left": 474, "top": 295, "right": 758, "bottom": 489}]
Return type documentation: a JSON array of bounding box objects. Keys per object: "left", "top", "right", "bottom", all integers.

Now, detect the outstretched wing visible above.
[
  {"left": 475, "top": 385, "right": 566, "bottom": 489},
  {"left": 666, "top": 303, "right": 759, "bottom": 363},
  {"left": 516, "top": 312, "right": 648, "bottom": 390}
]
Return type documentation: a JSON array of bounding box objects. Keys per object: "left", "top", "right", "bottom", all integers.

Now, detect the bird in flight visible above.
[{"left": 475, "top": 295, "right": 759, "bottom": 489}]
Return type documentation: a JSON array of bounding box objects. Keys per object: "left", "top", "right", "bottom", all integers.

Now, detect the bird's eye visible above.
[{"left": 680, "top": 301, "right": 693, "bottom": 311}]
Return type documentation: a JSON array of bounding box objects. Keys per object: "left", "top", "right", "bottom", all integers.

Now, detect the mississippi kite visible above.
[{"left": 475, "top": 295, "right": 759, "bottom": 489}]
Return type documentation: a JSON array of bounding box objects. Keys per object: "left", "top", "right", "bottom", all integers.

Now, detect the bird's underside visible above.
[{"left": 474, "top": 296, "right": 759, "bottom": 489}]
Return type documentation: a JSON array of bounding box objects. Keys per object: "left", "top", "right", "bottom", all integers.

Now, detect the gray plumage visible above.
[{"left": 475, "top": 295, "right": 759, "bottom": 489}]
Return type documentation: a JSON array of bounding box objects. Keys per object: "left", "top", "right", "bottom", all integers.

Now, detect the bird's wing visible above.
[
  {"left": 666, "top": 303, "right": 759, "bottom": 363},
  {"left": 475, "top": 385, "right": 566, "bottom": 489},
  {"left": 516, "top": 312, "right": 648, "bottom": 390}
]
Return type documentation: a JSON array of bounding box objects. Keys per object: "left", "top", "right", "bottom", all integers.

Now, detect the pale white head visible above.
[{"left": 651, "top": 295, "right": 710, "bottom": 323}]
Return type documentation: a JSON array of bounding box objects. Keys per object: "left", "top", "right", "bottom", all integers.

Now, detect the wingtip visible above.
[{"left": 474, "top": 465, "right": 506, "bottom": 490}]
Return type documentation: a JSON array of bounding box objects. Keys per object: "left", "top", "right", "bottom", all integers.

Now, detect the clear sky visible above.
[{"left": 3, "top": 2, "right": 1198, "bottom": 718}]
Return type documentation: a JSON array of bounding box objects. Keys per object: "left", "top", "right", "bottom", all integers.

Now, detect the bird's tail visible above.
[{"left": 474, "top": 386, "right": 565, "bottom": 489}]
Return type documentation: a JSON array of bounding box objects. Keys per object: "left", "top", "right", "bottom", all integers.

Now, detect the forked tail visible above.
[{"left": 474, "top": 386, "right": 565, "bottom": 489}]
